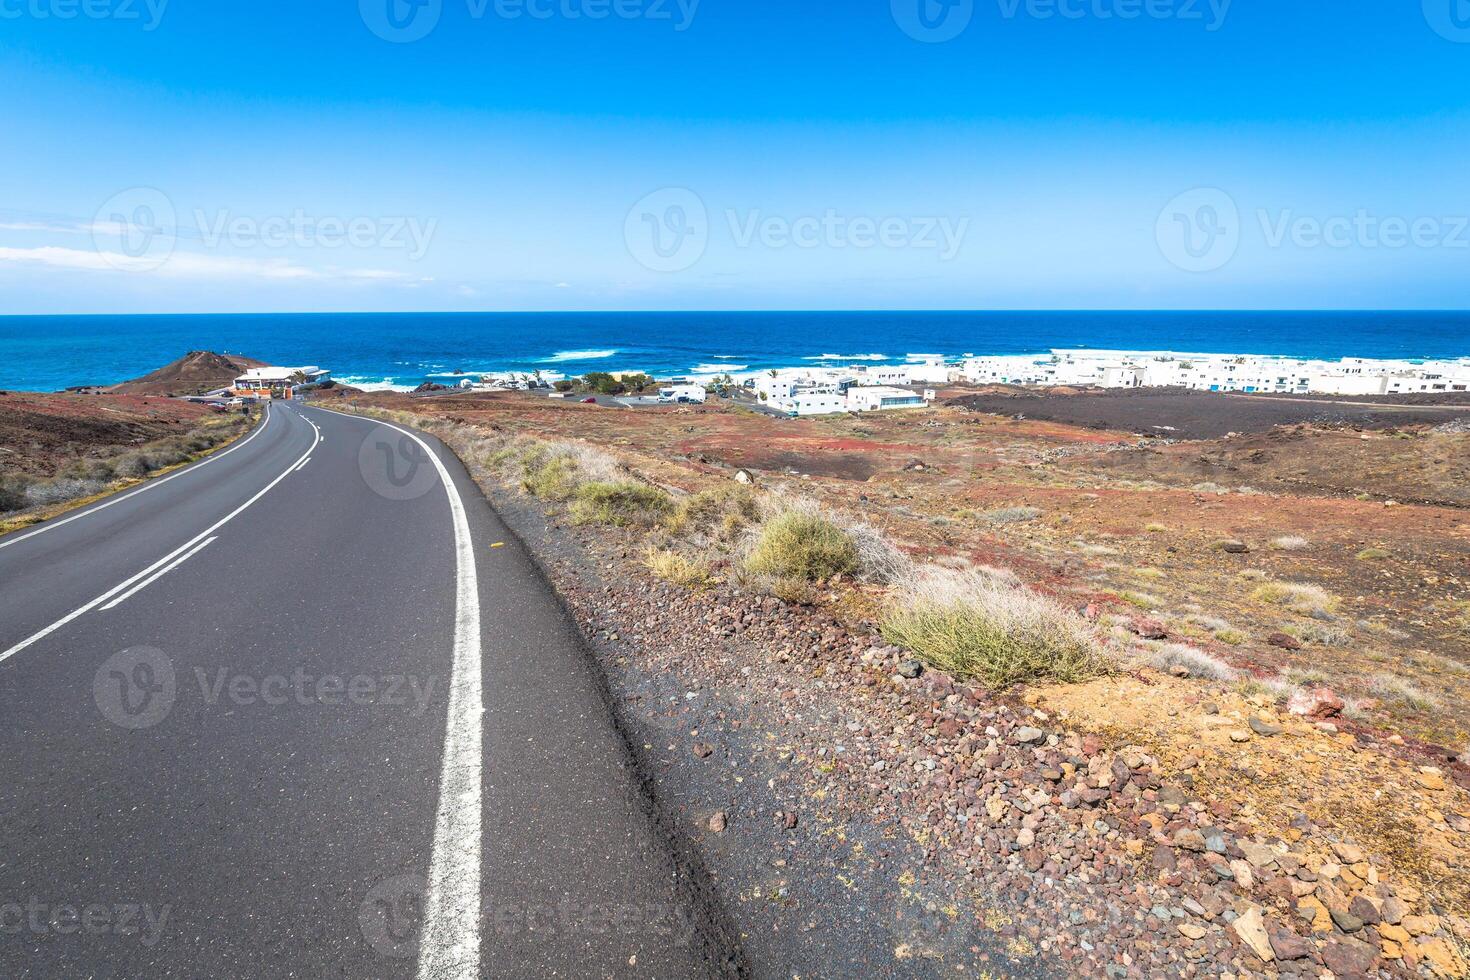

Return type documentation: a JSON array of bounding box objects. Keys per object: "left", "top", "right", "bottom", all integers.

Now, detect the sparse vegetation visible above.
[
  {"left": 1368, "top": 673, "right": 1438, "bottom": 712},
  {"left": 881, "top": 567, "right": 1110, "bottom": 688},
  {"left": 1283, "top": 621, "right": 1351, "bottom": 647},
  {"left": 1355, "top": 547, "right": 1391, "bottom": 561},
  {"left": 0, "top": 413, "right": 250, "bottom": 517},
  {"left": 1269, "top": 535, "right": 1310, "bottom": 551},
  {"left": 975, "top": 506, "right": 1042, "bottom": 525},
  {"left": 1215, "top": 629, "right": 1247, "bottom": 646}
]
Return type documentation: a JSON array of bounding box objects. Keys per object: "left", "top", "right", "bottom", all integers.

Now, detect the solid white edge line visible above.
[
  {"left": 100, "top": 536, "right": 217, "bottom": 611},
  {"left": 307, "top": 406, "right": 482, "bottom": 980},
  {"left": 0, "top": 408, "right": 320, "bottom": 667},
  {"left": 0, "top": 403, "right": 274, "bottom": 552}
]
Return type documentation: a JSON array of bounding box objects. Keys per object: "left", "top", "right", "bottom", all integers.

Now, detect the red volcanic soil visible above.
[{"left": 0, "top": 390, "right": 218, "bottom": 476}]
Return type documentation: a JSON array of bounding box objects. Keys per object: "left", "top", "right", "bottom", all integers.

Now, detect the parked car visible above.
[{"left": 581, "top": 397, "right": 598, "bottom": 404}]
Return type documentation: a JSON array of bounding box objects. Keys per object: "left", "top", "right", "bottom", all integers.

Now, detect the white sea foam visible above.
[
  {"left": 338, "top": 376, "right": 419, "bottom": 393},
  {"left": 804, "top": 353, "right": 888, "bottom": 361},
  {"left": 692, "top": 363, "right": 747, "bottom": 373},
  {"left": 540, "top": 349, "right": 618, "bottom": 363}
]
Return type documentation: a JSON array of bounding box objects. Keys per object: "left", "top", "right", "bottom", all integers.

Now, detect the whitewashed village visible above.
[{"left": 274, "top": 351, "right": 1470, "bottom": 417}]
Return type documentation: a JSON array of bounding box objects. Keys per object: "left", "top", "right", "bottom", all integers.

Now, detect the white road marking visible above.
[
  {"left": 0, "top": 403, "right": 274, "bottom": 552},
  {"left": 100, "top": 536, "right": 217, "bottom": 610},
  {"left": 308, "top": 406, "right": 483, "bottom": 980},
  {"left": 294, "top": 457, "right": 312, "bottom": 472},
  {"left": 0, "top": 409, "right": 320, "bottom": 667}
]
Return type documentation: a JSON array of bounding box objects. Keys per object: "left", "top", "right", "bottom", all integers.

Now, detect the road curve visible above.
[{"left": 0, "top": 401, "right": 734, "bottom": 978}]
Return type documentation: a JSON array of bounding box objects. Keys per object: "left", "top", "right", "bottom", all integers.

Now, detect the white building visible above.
[
  {"left": 751, "top": 368, "right": 932, "bottom": 416},
  {"left": 847, "top": 386, "right": 927, "bottom": 412},
  {"left": 233, "top": 366, "right": 332, "bottom": 400},
  {"left": 957, "top": 351, "right": 1470, "bottom": 397}
]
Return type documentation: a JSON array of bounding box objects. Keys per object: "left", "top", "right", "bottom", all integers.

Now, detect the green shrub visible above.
[
  {"left": 569, "top": 481, "right": 673, "bottom": 526},
  {"left": 521, "top": 457, "right": 581, "bottom": 501},
  {"left": 881, "top": 568, "right": 1109, "bottom": 688},
  {"left": 744, "top": 508, "right": 859, "bottom": 582}
]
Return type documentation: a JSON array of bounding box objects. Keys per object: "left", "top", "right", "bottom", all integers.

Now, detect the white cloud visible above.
[{"left": 0, "top": 245, "right": 413, "bottom": 283}]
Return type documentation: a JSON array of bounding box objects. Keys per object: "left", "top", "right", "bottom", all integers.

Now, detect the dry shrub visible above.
[
  {"left": 881, "top": 567, "right": 1110, "bottom": 688},
  {"left": 1283, "top": 621, "right": 1351, "bottom": 647},
  {"left": 975, "top": 506, "right": 1042, "bottom": 525},
  {"left": 642, "top": 549, "right": 713, "bottom": 589},
  {"left": 1146, "top": 643, "right": 1240, "bottom": 681},
  {"left": 1269, "top": 535, "right": 1310, "bottom": 551},
  {"left": 569, "top": 481, "right": 673, "bottom": 527},
  {"left": 666, "top": 483, "right": 760, "bottom": 542},
  {"left": 1251, "top": 580, "right": 1339, "bottom": 618},
  {"left": 25, "top": 478, "right": 106, "bottom": 507},
  {"left": 1368, "top": 673, "right": 1438, "bottom": 712}
]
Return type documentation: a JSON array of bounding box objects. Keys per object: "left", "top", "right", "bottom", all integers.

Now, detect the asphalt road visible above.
[{"left": 0, "top": 401, "right": 733, "bottom": 978}]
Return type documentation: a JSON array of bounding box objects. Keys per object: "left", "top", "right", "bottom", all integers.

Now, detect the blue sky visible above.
[{"left": 1, "top": 0, "right": 1467, "bottom": 312}]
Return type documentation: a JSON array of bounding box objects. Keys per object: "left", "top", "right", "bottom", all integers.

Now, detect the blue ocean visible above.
[{"left": 1, "top": 311, "right": 1468, "bottom": 392}]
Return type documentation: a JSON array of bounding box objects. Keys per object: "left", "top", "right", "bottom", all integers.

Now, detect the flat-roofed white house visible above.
[
  {"left": 846, "top": 385, "right": 926, "bottom": 412},
  {"left": 233, "top": 366, "right": 332, "bottom": 400}
]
